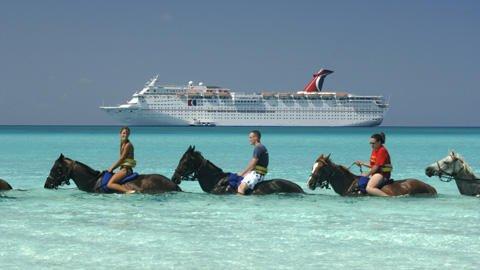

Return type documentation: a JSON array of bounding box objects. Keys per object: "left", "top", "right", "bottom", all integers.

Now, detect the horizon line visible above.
[{"left": 1, "top": 124, "right": 480, "bottom": 128}]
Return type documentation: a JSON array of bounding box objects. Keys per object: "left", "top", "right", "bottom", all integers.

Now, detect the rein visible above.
[
  {"left": 314, "top": 159, "right": 362, "bottom": 194},
  {"left": 347, "top": 162, "right": 364, "bottom": 174}
]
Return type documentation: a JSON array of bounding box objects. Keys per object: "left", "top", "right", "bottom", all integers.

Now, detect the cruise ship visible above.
[{"left": 100, "top": 69, "right": 389, "bottom": 126}]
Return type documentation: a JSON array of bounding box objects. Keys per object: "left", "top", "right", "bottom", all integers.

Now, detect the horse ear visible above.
[
  {"left": 192, "top": 145, "right": 195, "bottom": 151},
  {"left": 58, "top": 153, "right": 64, "bottom": 160},
  {"left": 326, "top": 153, "right": 331, "bottom": 161},
  {"left": 187, "top": 145, "right": 192, "bottom": 151}
]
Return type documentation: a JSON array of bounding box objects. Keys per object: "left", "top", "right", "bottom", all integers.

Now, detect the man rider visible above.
[{"left": 237, "top": 130, "right": 269, "bottom": 195}]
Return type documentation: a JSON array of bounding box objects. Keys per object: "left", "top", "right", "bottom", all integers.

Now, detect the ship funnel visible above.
[{"left": 303, "top": 69, "right": 334, "bottom": 92}]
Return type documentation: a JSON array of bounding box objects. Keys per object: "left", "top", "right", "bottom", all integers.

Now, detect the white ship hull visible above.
[{"left": 102, "top": 108, "right": 384, "bottom": 127}]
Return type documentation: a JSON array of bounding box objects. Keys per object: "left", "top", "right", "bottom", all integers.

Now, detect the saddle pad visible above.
[
  {"left": 358, "top": 176, "right": 394, "bottom": 194},
  {"left": 100, "top": 171, "right": 139, "bottom": 193},
  {"left": 227, "top": 173, "right": 244, "bottom": 189}
]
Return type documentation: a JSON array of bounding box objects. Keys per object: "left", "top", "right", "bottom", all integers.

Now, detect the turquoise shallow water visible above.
[{"left": 1, "top": 126, "right": 479, "bottom": 269}]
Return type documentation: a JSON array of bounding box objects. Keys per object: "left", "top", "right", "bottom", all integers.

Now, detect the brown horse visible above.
[
  {"left": 0, "top": 178, "right": 12, "bottom": 191},
  {"left": 44, "top": 154, "right": 181, "bottom": 193},
  {"left": 171, "top": 146, "right": 304, "bottom": 195},
  {"left": 307, "top": 154, "right": 437, "bottom": 196}
]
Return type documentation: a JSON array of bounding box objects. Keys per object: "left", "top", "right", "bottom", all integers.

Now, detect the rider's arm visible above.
[
  {"left": 108, "top": 143, "right": 132, "bottom": 173},
  {"left": 239, "top": 157, "right": 258, "bottom": 177}
]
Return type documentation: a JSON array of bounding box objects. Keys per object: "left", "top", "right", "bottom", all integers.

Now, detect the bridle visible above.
[
  {"left": 176, "top": 157, "right": 208, "bottom": 181},
  {"left": 435, "top": 157, "right": 466, "bottom": 182},
  {"left": 310, "top": 159, "right": 336, "bottom": 189},
  {"left": 47, "top": 160, "right": 76, "bottom": 188}
]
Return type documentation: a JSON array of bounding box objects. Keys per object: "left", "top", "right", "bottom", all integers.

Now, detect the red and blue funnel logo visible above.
[{"left": 303, "top": 69, "right": 334, "bottom": 92}]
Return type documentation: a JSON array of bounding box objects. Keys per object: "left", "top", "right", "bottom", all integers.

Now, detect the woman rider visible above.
[
  {"left": 355, "top": 132, "right": 392, "bottom": 197},
  {"left": 107, "top": 126, "right": 136, "bottom": 194}
]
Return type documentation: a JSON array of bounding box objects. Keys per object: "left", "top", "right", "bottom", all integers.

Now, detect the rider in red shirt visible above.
[
  {"left": 370, "top": 144, "right": 391, "bottom": 180},
  {"left": 355, "top": 132, "right": 392, "bottom": 196}
]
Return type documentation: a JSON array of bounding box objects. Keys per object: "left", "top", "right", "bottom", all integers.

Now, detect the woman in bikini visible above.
[{"left": 107, "top": 126, "right": 136, "bottom": 194}]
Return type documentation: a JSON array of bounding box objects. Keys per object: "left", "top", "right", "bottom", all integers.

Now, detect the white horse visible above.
[{"left": 425, "top": 151, "right": 480, "bottom": 196}]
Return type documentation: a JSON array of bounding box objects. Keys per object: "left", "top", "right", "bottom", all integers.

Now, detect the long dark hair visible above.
[{"left": 371, "top": 132, "right": 386, "bottom": 144}]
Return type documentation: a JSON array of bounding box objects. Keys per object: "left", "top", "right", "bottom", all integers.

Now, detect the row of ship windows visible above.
[
  {"left": 119, "top": 110, "right": 380, "bottom": 117},
  {"left": 145, "top": 100, "right": 375, "bottom": 105},
  {"left": 142, "top": 112, "right": 378, "bottom": 120},
  {"left": 144, "top": 108, "right": 382, "bottom": 113},
  {"left": 145, "top": 96, "right": 377, "bottom": 102},
  {"left": 148, "top": 107, "right": 377, "bottom": 112},
  {"left": 147, "top": 104, "right": 377, "bottom": 108},
  {"left": 147, "top": 102, "right": 375, "bottom": 108}
]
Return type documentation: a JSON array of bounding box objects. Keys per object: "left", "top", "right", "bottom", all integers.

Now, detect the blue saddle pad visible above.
[
  {"left": 358, "top": 176, "right": 393, "bottom": 194},
  {"left": 227, "top": 173, "right": 243, "bottom": 189},
  {"left": 100, "top": 171, "right": 139, "bottom": 193}
]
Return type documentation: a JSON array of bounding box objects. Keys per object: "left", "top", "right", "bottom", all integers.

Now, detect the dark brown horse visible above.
[
  {"left": 44, "top": 154, "right": 181, "bottom": 193},
  {"left": 171, "top": 146, "right": 304, "bottom": 195},
  {"left": 0, "top": 178, "right": 12, "bottom": 191},
  {"left": 307, "top": 154, "right": 437, "bottom": 196}
]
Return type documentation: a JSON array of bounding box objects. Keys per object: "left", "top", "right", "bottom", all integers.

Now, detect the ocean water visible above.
[{"left": 0, "top": 126, "right": 479, "bottom": 269}]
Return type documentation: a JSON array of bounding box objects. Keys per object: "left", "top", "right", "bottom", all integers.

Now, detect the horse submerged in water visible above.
[
  {"left": 307, "top": 154, "right": 437, "bottom": 196},
  {"left": 0, "top": 178, "right": 12, "bottom": 191},
  {"left": 44, "top": 154, "right": 181, "bottom": 193},
  {"left": 171, "top": 146, "right": 304, "bottom": 195},
  {"left": 425, "top": 151, "right": 480, "bottom": 196}
]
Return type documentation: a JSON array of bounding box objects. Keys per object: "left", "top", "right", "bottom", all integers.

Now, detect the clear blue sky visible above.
[{"left": 1, "top": 0, "right": 478, "bottom": 126}]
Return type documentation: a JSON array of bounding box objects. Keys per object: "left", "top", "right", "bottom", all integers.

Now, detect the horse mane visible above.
[
  {"left": 326, "top": 158, "right": 353, "bottom": 176},
  {"left": 65, "top": 158, "right": 101, "bottom": 176},
  {"left": 194, "top": 151, "right": 224, "bottom": 173},
  {"left": 338, "top": 164, "right": 352, "bottom": 174},
  {"left": 455, "top": 154, "right": 477, "bottom": 177}
]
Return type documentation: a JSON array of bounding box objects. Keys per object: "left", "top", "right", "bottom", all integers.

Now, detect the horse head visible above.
[
  {"left": 171, "top": 146, "right": 204, "bottom": 184},
  {"left": 307, "top": 154, "right": 333, "bottom": 190},
  {"left": 44, "top": 154, "right": 73, "bottom": 189},
  {"left": 425, "top": 151, "right": 466, "bottom": 179}
]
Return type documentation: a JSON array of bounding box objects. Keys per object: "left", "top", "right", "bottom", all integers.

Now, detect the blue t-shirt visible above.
[{"left": 253, "top": 144, "right": 269, "bottom": 168}]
